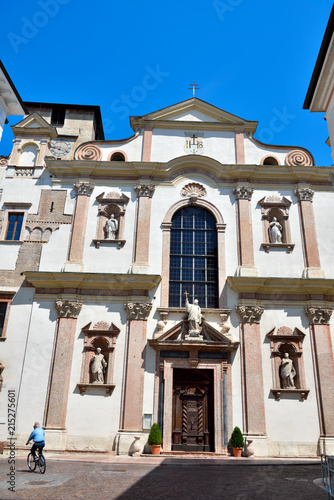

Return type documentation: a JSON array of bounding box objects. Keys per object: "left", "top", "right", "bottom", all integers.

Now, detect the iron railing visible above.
[{"left": 321, "top": 455, "right": 334, "bottom": 498}]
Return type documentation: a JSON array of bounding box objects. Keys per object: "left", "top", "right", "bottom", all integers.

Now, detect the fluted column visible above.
[
  {"left": 44, "top": 300, "right": 82, "bottom": 429},
  {"left": 233, "top": 186, "right": 258, "bottom": 277},
  {"left": 294, "top": 187, "right": 324, "bottom": 278},
  {"left": 305, "top": 306, "right": 334, "bottom": 453},
  {"left": 236, "top": 305, "right": 267, "bottom": 455},
  {"left": 120, "top": 302, "right": 152, "bottom": 430},
  {"left": 66, "top": 181, "right": 95, "bottom": 271},
  {"left": 131, "top": 183, "right": 155, "bottom": 273}
]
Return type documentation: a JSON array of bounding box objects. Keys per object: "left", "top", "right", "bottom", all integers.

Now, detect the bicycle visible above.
[{"left": 27, "top": 447, "right": 46, "bottom": 474}]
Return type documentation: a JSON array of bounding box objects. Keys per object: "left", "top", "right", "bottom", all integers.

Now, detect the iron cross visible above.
[{"left": 188, "top": 81, "right": 199, "bottom": 97}]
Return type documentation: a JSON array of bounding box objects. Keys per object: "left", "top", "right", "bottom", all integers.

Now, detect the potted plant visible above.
[
  {"left": 148, "top": 423, "right": 162, "bottom": 455},
  {"left": 230, "top": 426, "right": 244, "bottom": 457}
]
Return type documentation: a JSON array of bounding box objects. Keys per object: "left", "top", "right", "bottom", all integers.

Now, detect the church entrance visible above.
[{"left": 172, "top": 368, "right": 214, "bottom": 452}]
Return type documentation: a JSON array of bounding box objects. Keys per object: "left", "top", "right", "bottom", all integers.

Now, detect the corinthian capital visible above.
[
  {"left": 294, "top": 188, "right": 314, "bottom": 201},
  {"left": 305, "top": 306, "right": 332, "bottom": 325},
  {"left": 124, "top": 301, "right": 152, "bottom": 320},
  {"left": 73, "top": 181, "right": 95, "bottom": 196},
  {"left": 134, "top": 184, "right": 155, "bottom": 198},
  {"left": 233, "top": 186, "right": 254, "bottom": 200},
  {"left": 55, "top": 300, "right": 82, "bottom": 318},
  {"left": 236, "top": 305, "right": 264, "bottom": 323}
]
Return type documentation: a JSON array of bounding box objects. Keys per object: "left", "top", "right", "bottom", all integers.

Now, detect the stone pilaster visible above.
[
  {"left": 305, "top": 306, "right": 334, "bottom": 454},
  {"left": 236, "top": 304, "right": 267, "bottom": 456},
  {"left": 294, "top": 187, "right": 325, "bottom": 278},
  {"left": 120, "top": 302, "right": 152, "bottom": 431},
  {"left": 44, "top": 300, "right": 82, "bottom": 444},
  {"left": 66, "top": 181, "right": 95, "bottom": 271},
  {"left": 131, "top": 183, "right": 155, "bottom": 273},
  {"left": 233, "top": 187, "right": 258, "bottom": 277}
]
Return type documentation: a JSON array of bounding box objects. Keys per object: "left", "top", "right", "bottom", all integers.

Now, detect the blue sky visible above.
[{"left": 1, "top": 0, "right": 333, "bottom": 165}]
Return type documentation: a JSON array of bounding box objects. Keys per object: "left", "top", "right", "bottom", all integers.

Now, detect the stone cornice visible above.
[
  {"left": 227, "top": 276, "right": 334, "bottom": 296},
  {"left": 129, "top": 119, "right": 258, "bottom": 133},
  {"left": 45, "top": 158, "right": 334, "bottom": 186},
  {"left": 24, "top": 271, "right": 161, "bottom": 291}
]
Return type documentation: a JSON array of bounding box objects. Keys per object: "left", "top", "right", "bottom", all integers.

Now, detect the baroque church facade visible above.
[{"left": 1, "top": 62, "right": 334, "bottom": 456}]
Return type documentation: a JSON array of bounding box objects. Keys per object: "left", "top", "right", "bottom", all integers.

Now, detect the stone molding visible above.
[
  {"left": 285, "top": 150, "right": 313, "bottom": 166},
  {"left": 124, "top": 301, "right": 152, "bottom": 320},
  {"left": 73, "top": 181, "right": 95, "bottom": 196},
  {"left": 294, "top": 188, "right": 314, "bottom": 201},
  {"left": 305, "top": 306, "right": 333, "bottom": 325},
  {"left": 233, "top": 186, "right": 254, "bottom": 200},
  {"left": 235, "top": 305, "right": 264, "bottom": 323},
  {"left": 55, "top": 300, "right": 82, "bottom": 318},
  {"left": 134, "top": 184, "right": 155, "bottom": 198}
]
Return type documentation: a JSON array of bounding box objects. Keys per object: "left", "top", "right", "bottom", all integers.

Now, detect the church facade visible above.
[{"left": 1, "top": 94, "right": 334, "bottom": 457}]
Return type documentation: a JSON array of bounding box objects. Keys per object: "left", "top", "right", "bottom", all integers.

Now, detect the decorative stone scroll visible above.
[
  {"left": 134, "top": 184, "right": 155, "bottom": 198},
  {"left": 73, "top": 181, "right": 95, "bottom": 196},
  {"left": 235, "top": 305, "right": 264, "bottom": 323},
  {"left": 285, "top": 150, "right": 313, "bottom": 167},
  {"left": 124, "top": 302, "right": 152, "bottom": 320},
  {"left": 93, "top": 191, "right": 129, "bottom": 248},
  {"left": 294, "top": 188, "right": 314, "bottom": 202},
  {"left": 75, "top": 144, "right": 103, "bottom": 161},
  {"left": 266, "top": 326, "right": 309, "bottom": 401},
  {"left": 181, "top": 183, "right": 207, "bottom": 200},
  {"left": 0, "top": 156, "right": 9, "bottom": 167},
  {"left": 258, "top": 195, "right": 294, "bottom": 253},
  {"left": 233, "top": 186, "right": 254, "bottom": 200},
  {"left": 55, "top": 300, "right": 82, "bottom": 318},
  {"left": 305, "top": 307, "right": 333, "bottom": 325},
  {"left": 77, "top": 322, "right": 120, "bottom": 395}
]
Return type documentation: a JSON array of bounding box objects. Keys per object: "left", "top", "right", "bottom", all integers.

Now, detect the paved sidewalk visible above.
[{"left": 0, "top": 453, "right": 327, "bottom": 499}]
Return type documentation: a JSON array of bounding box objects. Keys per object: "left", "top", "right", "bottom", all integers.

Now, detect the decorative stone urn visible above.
[
  {"left": 131, "top": 436, "right": 142, "bottom": 457},
  {"left": 244, "top": 439, "right": 255, "bottom": 457}
]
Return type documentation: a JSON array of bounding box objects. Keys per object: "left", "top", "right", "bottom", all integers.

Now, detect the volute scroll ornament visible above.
[
  {"left": 235, "top": 305, "right": 264, "bottom": 323},
  {"left": 134, "top": 184, "right": 155, "bottom": 198},
  {"left": 75, "top": 144, "right": 103, "bottom": 161},
  {"left": 294, "top": 188, "right": 314, "bottom": 202},
  {"left": 305, "top": 306, "right": 333, "bottom": 325},
  {"left": 124, "top": 302, "right": 152, "bottom": 320},
  {"left": 285, "top": 150, "right": 313, "bottom": 167},
  {"left": 55, "top": 300, "right": 83, "bottom": 318},
  {"left": 74, "top": 181, "right": 95, "bottom": 196}
]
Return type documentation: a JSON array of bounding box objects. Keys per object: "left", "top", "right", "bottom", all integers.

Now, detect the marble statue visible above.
[
  {"left": 105, "top": 214, "right": 118, "bottom": 240},
  {"left": 269, "top": 217, "right": 282, "bottom": 243},
  {"left": 280, "top": 353, "right": 296, "bottom": 388},
  {"left": 91, "top": 347, "right": 107, "bottom": 384},
  {"left": 185, "top": 297, "right": 202, "bottom": 334}
]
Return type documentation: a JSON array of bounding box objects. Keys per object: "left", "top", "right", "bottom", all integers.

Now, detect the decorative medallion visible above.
[
  {"left": 184, "top": 132, "right": 204, "bottom": 155},
  {"left": 50, "top": 139, "right": 72, "bottom": 157},
  {"left": 285, "top": 150, "right": 313, "bottom": 167},
  {"left": 75, "top": 143, "right": 103, "bottom": 161},
  {"left": 181, "top": 183, "right": 207, "bottom": 198}
]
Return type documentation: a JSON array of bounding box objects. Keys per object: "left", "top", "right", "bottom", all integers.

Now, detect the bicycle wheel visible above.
[
  {"left": 38, "top": 454, "right": 46, "bottom": 474},
  {"left": 27, "top": 453, "right": 36, "bottom": 471}
]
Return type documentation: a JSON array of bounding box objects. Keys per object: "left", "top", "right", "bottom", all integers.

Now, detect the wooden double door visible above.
[{"left": 172, "top": 369, "right": 214, "bottom": 452}]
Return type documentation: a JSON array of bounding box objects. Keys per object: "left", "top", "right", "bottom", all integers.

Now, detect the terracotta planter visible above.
[
  {"left": 232, "top": 447, "right": 243, "bottom": 457},
  {"left": 150, "top": 445, "right": 161, "bottom": 455}
]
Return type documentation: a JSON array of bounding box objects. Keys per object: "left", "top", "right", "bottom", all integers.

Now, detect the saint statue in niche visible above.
[
  {"left": 91, "top": 347, "right": 107, "bottom": 384},
  {"left": 185, "top": 294, "right": 202, "bottom": 334},
  {"left": 269, "top": 217, "right": 282, "bottom": 243},
  {"left": 280, "top": 353, "right": 296, "bottom": 388},
  {"left": 105, "top": 214, "right": 118, "bottom": 240}
]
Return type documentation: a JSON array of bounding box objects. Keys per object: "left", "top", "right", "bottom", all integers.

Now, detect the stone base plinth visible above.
[
  {"left": 268, "top": 441, "right": 318, "bottom": 457},
  {"left": 244, "top": 434, "right": 268, "bottom": 457},
  {"left": 64, "top": 261, "right": 84, "bottom": 272},
  {"left": 44, "top": 428, "right": 67, "bottom": 450},
  {"left": 116, "top": 431, "right": 147, "bottom": 455},
  {"left": 130, "top": 264, "right": 150, "bottom": 274},
  {"left": 303, "top": 267, "right": 325, "bottom": 278},
  {"left": 236, "top": 266, "right": 258, "bottom": 277},
  {"left": 318, "top": 436, "right": 334, "bottom": 455}
]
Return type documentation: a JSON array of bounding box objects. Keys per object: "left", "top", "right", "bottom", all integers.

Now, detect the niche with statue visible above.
[
  {"left": 93, "top": 191, "right": 129, "bottom": 248},
  {"left": 258, "top": 195, "right": 294, "bottom": 253}
]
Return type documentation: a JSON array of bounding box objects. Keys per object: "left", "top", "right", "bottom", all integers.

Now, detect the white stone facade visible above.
[{"left": 0, "top": 96, "right": 334, "bottom": 458}]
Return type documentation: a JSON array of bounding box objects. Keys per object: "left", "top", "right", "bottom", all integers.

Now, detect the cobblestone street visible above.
[{"left": 0, "top": 455, "right": 327, "bottom": 499}]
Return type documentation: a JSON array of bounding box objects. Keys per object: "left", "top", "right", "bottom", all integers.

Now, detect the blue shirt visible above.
[{"left": 28, "top": 427, "right": 45, "bottom": 443}]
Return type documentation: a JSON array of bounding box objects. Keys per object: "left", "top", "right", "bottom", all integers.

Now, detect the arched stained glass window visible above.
[{"left": 169, "top": 206, "right": 218, "bottom": 308}]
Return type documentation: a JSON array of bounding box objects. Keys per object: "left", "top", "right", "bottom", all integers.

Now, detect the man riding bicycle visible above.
[{"left": 26, "top": 422, "right": 45, "bottom": 459}]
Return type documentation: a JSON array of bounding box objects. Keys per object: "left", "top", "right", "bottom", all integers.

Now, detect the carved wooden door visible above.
[{"left": 172, "top": 369, "right": 214, "bottom": 452}]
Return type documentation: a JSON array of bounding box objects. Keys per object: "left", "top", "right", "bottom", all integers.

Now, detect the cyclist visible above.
[{"left": 26, "top": 422, "right": 45, "bottom": 460}]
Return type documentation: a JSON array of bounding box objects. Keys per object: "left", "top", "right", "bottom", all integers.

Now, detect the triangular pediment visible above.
[
  {"left": 149, "top": 319, "right": 239, "bottom": 350},
  {"left": 130, "top": 98, "right": 258, "bottom": 133},
  {"left": 11, "top": 112, "right": 57, "bottom": 138}
]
